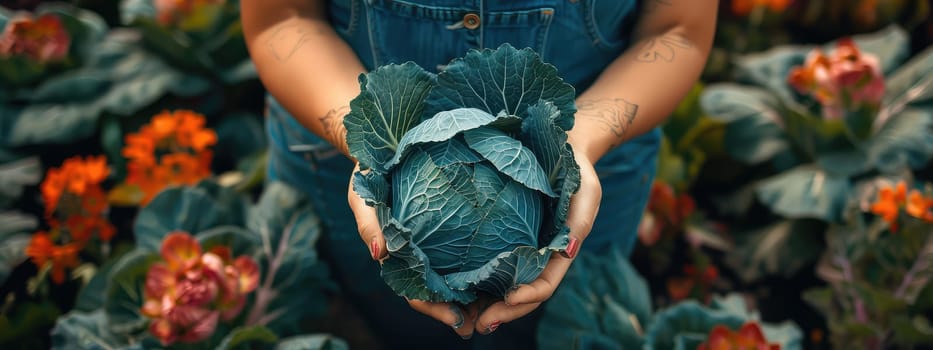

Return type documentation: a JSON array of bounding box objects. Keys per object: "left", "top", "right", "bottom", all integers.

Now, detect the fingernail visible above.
[
  {"left": 562, "top": 237, "right": 579, "bottom": 259},
  {"left": 460, "top": 333, "right": 472, "bottom": 340},
  {"left": 450, "top": 305, "right": 464, "bottom": 329},
  {"left": 485, "top": 321, "right": 502, "bottom": 334},
  {"left": 370, "top": 239, "right": 380, "bottom": 260}
]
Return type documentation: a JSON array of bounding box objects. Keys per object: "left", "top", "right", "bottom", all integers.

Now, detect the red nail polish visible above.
[
  {"left": 370, "top": 240, "right": 380, "bottom": 260},
  {"left": 564, "top": 237, "right": 579, "bottom": 259},
  {"left": 487, "top": 321, "right": 502, "bottom": 334}
]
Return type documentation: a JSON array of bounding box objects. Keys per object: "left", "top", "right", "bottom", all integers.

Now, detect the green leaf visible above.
[
  {"left": 246, "top": 182, "right": 334, "bottom": 333},
  {"left": 103, "top": 249, "right": 160, "bottom": 336},
  {"left": 51, "top": 310, "right": 144, "bottom": 350},
  {"left": 215, "top": 326, "right": 277, "bottom": 350},
  {"left": 869, "top": 108, "right": 933, "bottom": 173},
  {"left": 425, "top": 44, "right": 576, "bottom": 130},
  {"left": 73, "top": 258, "right": 118, "bottom": 313},
  {"left": 275, "top": 334, "right": 349, "bottom": 350},
  {"left": 344, "top": 62, "right": 435, "bottom": 173},
  {"left": 727, "top": 219, "right": 825, "bottom": 283},
  {"left": 891, "top": 315, "right": 933, "bottom": 345},
  {"left": 755, "top": 166, "right": 852, "bottom": 222},
  {"left": 537, "top": 248, "right": 651, "bottom": 350},
  {"left": 883, "top": 46, "right": 933, "bottom": 109},
  {"left": 0, "top": 211, "right": 36, "bottom": 285},
  {"left": 445, "top": 246, "right": 550, "bottom": 297},
  {"left": 700, "top": 85, "right": 790, "bottom": 165},
  {"left": 644, "top": 302, "right": 746, "bottom": 350},
  {"left": 134, "top": 181, "right": 249, "bottom": 252},
  {"left": 464, "top": 127, "right": 555, "bottom": 197},
  {"left": 0, "top": 157, "right": 40, "bottom": 207},
  {"left": 387, "top": 108, "right": 498, "bottom": 169}
]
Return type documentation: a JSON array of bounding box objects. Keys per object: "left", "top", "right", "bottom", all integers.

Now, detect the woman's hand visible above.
[
  {"left": 472, "top": 147, "right": 602, "bottom": 334},
  {"left": 347, "top": 163, "right": 478, "bottom": 339}
]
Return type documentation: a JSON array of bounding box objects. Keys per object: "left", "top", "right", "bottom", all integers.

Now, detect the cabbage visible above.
[{"left": 344, "top": 44, "right": 581, "bottom": 304}]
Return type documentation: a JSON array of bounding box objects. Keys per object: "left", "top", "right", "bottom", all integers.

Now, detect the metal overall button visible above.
[{"left": 463, "top": 13, "right": 481, "bottom": 30}]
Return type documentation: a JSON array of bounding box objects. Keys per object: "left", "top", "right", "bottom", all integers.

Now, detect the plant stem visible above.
[
  {"left": 837, "top": 256, "right": 868, "bottom": 323},
  {"left": 245, "top": 216, "right": 296, "bottom": 326},
  {"left": 894, "top": 234, "right": 933, "bottom": 301}
]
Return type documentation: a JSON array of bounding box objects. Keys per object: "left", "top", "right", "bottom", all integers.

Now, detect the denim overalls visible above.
[{"left": 264, "top": 1, "right": 659, "bottom": 348}]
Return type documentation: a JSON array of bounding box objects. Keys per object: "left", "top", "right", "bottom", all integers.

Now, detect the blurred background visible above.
[{"left": 0, "top": 0, "right": 931, "bottom": 349}]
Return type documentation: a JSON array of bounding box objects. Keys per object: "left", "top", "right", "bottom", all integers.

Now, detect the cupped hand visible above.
[
  {"left": 347, "top": 163, "right": 478, "bottom": 339},
  {"left": 473, "top": 148, "right": 602, "bottom": 335}
]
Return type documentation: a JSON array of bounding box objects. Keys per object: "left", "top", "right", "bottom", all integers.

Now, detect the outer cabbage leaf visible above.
[
  {"left": 344, "top": 62, "right": 435, "bottom": 173},
  {"left": 425, "top": 44, "right": 576, "bottom": 129},
  {"left": 387, "top": 107, "right": 498, "bottom": 169}
]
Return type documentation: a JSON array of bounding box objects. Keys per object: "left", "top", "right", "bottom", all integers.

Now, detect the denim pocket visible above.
[
  {"left": 580, "top": 0, "right": 638, "bottom": 52},
  {"left": 328, "top": 0, "right": 362, "bottom": 36}
]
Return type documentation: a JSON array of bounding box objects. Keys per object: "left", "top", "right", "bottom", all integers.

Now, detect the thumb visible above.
[{"left": 348, "top": 165, "right": 387, "bottom": 260}]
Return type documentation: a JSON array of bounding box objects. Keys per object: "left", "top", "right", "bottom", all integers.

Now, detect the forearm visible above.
[
  {"left": 568, "top": 0, "right": 717, "bottom": 162},
  {"left": 241, "top": 0, "right": 364, "bottom": 157}
]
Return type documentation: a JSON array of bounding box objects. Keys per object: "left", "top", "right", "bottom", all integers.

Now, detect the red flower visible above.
[
  {"left": 787, "top": 38, "right": 885, "bottom": 119},
  {"left": 698, "top": 322, "right": 781, "bottom": 350},
  {"left": 0, "top": 13, "right": 70, "bottom": 63},
  {"left": 141, "top": 232, "right": 260, "bottom": 345}
]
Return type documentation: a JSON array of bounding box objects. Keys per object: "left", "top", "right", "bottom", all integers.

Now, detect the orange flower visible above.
[
  {"left": 64, "top": 215, "right": 116, "bottom": 242},
  {"left": 906, "top": 190, "right": 933, "bottom": 222},
  {"left": 732, "top": 0, "right": 792, "bottom": 16},
  {"left": 698, "top": 322, "right": 781, "bottom": 350},
  {"left": 40, "top": 155, "right": 110, "bottom": 217},
  {"left": 25, "top": 232, "right": 82, "bottom": 284},
  {"left": 122, "top": 110, "right": 217, "bottom": 204}
]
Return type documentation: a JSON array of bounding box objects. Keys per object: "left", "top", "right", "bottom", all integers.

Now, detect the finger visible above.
[
  {"left": 407, "top": 299, "right": 475, "bottom": 339},
  {"left": 347, "top": 167, "right": 387, "bottom": 260},
  {"left": 475, "top": 301, "right": 541, "bottom": 335},
  {"left": 561, "top": 161, "right": 601, "bottom": 259},
  {"left": 505, "top": 254, "right": 574, "bottom": 306}
]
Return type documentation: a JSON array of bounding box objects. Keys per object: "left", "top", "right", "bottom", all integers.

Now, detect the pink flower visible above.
[
  {"left": 0, "top": 13, "right": 70, "bottom": 63},
  {"left": 141, "top": 231, "right": 260, "bottom": 345},
  {"left": 788, "top": 38, "right": 885, "bottom": 119}
]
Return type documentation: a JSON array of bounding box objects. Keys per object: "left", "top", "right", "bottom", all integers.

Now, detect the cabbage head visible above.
[{"left": 344, "top": 44, "right": 581, "bottom": 304}]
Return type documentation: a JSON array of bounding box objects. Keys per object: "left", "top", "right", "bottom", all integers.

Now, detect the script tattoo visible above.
[
  {"left": 319, "top": 105, "right": 351, "bottom": 154},
  {"left": 266, "top": 24, "right": 324, "bottom": 62},
  {"left": 634, "top": 34, "right": 693, "bottom": 63},
  {"left": 577, "top": 99, "right": 638, "bottom": 146}
]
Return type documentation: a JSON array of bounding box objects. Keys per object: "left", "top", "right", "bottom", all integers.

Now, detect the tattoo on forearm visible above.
[
  {"left": 266, "top": 24, "right": 325, "bottom": 62},
  {"left": 577, "top": 99, "right": 639, "bottom": 146},
  {"left": 634, "top": 34, "right": 693, "bottom": 63},
  {"left": 319, "top": 105, "right": 351, "bottom": 154}
]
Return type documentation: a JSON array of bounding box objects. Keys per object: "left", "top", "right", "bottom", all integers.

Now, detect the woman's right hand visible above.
[{"left": 346, "top": 163, "right": 478, "bottom": 340}]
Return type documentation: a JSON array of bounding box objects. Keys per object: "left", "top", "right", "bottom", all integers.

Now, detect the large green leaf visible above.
[
  {"left": 275, "top": 334, "right": 349, "bottom": 350},
  {"left": 755, "top": 166, "right": 852, "bottom": 222},
  {"left": 0, "top": 157, "right": 40, "bottom": 207},
  {"left": 537, "top": 248, "right": 651, "bottom": 350},
  {"left": 644, "top": 302, "right": 746, "bottom": 350},
  {"left": 103, "top": 249, "right": 160, "bottom": 337},
  {"left": 425, "top": 44, "right": 576, "bottom": 130},
  {"left": 2, "top": 30, "right": 210, "bottom": 147},
  {"left": 883, "top": 46, "right": 933, "bottom": 110},
  {"left": 464, "top": 127, "right": 555, "bottom": 197},
  {"left": 869, "top": 108, "right": 933, "bottom": 173},
  {"left": 245, "top": 182, "right": 334, "bottom": 333},
  {"left": 387, "top": 108, "right": 498, "bottom": 169},
  {"left": 344, "top": 62, "right": 435, "bottom": 173},
  {"left": 0, "top": 211, "right": 35, "bottom": 285},
  {"left": 215, "top": 326, "right": 277, "bottom": 350},
  {"left": 700, "top": 85, "right": 790, "bottom": 165},
  {"left": 134, "top": 181, "right": 249, "bottom": 252},
  {"left": 726, "top": 219, "right": 825, "bottom": 283},
  {"left": 51, "top": 310, "right": 148, "bottom": 350}
]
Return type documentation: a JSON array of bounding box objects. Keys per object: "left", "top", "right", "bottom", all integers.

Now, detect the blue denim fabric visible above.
[{"left": 265, "top": 1, "right": 659, "bottom": 347}]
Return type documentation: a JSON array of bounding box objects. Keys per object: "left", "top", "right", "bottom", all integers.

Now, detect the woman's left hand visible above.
[{"left": 473, "top": 147, "right": 602, "bottom": 335}]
